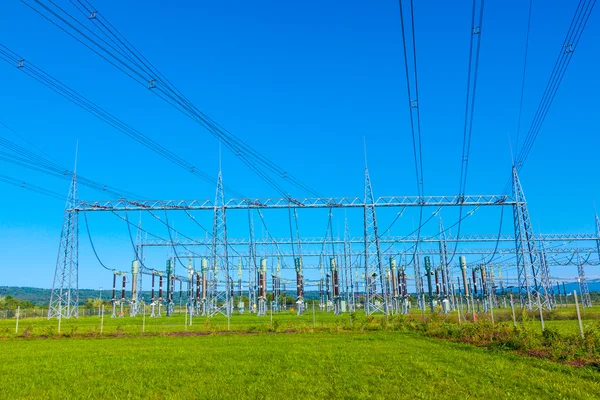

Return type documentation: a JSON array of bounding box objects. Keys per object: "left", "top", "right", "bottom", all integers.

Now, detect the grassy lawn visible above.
[{"left": 1, "top": 331, "right": 599, "bottom": 399}]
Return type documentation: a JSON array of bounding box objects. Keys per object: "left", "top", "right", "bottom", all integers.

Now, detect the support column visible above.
[
  {"left": 363, "top": 168, "right": 387, "bottom": 315},
  {"left": 48, "top": 172, "right": 79, "bottom": 319},
  {"left": 210, "top": 170, "right": 230, "bottom": 317},
  {"left": 512, "top": 166, "right": 550, "bottom": 310}
]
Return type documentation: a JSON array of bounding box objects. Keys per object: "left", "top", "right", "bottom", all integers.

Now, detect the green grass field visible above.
[
  {"left": 2, "top": 303, "right": 599, "bottom": 338},
  {"left": 2, "top": 331, "right": 600, "bottom": 399}
]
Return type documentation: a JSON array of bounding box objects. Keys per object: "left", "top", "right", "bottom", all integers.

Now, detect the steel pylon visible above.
[
  {"left": 576, "top": 252, "right": 592, "bottom": 307},
  {"left": 48, "top": 172, "right": 79, "bottom": 319},
  {"left": 538, "top": 241, "right": 555, "bottom": 308},
  {"left": 209, "top": 170, "right": 231, "bottom": 316},
  {"left": 363, "top": 168, "right": 387, "bottom": 315},
  {"left": 438, "top": 217, "right": 451, "bottom": 307},
  {"left": 512, "top": 166, "right": 551, "bottom": 310},
  {"left": 595, "top": 214, "right": 600, "bottom": 263}
]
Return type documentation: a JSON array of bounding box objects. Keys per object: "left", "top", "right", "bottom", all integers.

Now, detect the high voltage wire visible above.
[
  {"left": 448, "top": 0, "right": 485, "bottom": 267},
  {"left": 22, "top": 0, "right": 321, "bottom": 199},
  {"left": 514, "top": 0, "right": 534, "bottom": 152},
  {"left": 0, "top": 120, "right": 144, "bottom": 198},
  {"left": 503, "top": 0, "right": 596, "bottom": 193},
  {"left": 0, "top": 44, "right": 244, "bottom": 198},
  {"left": 0, "top": 173, "right": 66, "bottom": 201},
  {"left": 457, "top": 0, "right": 485, "bottom": 200},
  {"left": 397, "top": 0, "right": 427, "bottom": 266}
]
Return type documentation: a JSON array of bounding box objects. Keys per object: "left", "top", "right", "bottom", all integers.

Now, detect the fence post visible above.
[
  {"left": 574, "top": 290, "right": 584, "bottom": 339},
  {"left": 537, "top": 293, "right": 545, "bottom": 332},
  {"left": 489, "top": 295, "right": 494, "bottom": 325},
  {"left": 510, "top": 293, "right": 516, "bottom": 328},
  {"left": 15, "top": 306, "right": 20, "bottom": 334},
  {"left": 100, "top": 305, "right": 105, "bottom": 334}
]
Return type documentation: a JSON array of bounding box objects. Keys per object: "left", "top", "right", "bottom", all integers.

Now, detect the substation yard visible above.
[{"left": 2, "top": 308, "right": 600, "bottom": 399}]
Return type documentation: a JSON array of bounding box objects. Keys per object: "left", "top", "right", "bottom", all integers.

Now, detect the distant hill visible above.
[{"left": 2, "top": 283, "right": 599, "bottom": 307}]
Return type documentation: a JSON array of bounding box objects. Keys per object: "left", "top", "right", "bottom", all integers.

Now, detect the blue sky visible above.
[{"left": 0, "top": 0, "right": 598, "bottom": 289}]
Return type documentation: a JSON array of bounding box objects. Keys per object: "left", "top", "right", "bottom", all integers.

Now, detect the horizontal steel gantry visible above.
[
  {"left": 71, "top": 194, "right": 515, "bottom": 212},
  {"left": 139, "top": 233, "right": 598, "bottom": 247}
]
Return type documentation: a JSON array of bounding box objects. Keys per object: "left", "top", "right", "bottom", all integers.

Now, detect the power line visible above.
[
  {"left": 23, "top": 0, "right": 321, "bottom": 199},
  {"left": 505, "top": 0, "right": 596, "bottom": 193},
  {"left": 0, "top": 43, "right": 243, "bottom": 198}
]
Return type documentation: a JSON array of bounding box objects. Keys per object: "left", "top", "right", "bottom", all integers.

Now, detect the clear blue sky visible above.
[{"left": 0, "top": 0, "right": 598, "bottom": 289}]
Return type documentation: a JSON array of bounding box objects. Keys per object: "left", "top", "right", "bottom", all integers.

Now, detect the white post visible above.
[
  {"left": 574, "top": 290, "right": 584, "bottom": 339},
  {"left": 270, "top": 303, "right": 273, "bottom": 329},
  {"left": 100, "top": 305, "right": 105, "bottom": 334},
  {"left": 15, "top": 306, "right": 20, "bottom": 334},
  {"left": 489, "top": 294, "right": 494, "bottom": 325},
  {"left": 142, "top": 303, "right": 146, "bottom": 334},
  {"left": 510, "top": 293, "right": 516, "bottom": 328},
  {"left": 537, "top": 293, "right": 545, "bottom": 332},
  {"left": 185, "top": 305, "right": 188, "bottom": 331},
  {"left": 58, "top": 303, "right": 62, "bottom": 334},
  {"left": 312, "top": 300, "right": 316, "bottom": 329}
]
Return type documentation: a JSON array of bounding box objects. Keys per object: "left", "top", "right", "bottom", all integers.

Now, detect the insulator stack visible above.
[
  {"left": 131, "top": 260, "right": 139, "bottom": 302},
  {"left": 121, "top": 275, "right": 126, "bottom": 300},
  {"left": 326, "top": 274, "right": 330, "bottom": 301},
  {"left": 112, "top": 272, "right": 117, "bottom": 301},
  {"left": 151, "top": 273, "right": 156, "bottom": 301},
  {"left": 295, "top": 258, "right": 303, "bottom": 298},
  {"left": 390, "top": 256, "right": 398, "bottom": 297},
  {"left": 333, "top": 270, "right": 339, "bottom": 297},
  {"left": 435, "top": 269, "right": 440, "bottom": 296},
  {"left": 201, "top": 258, "right": 208, "bottom": 300},
  {"left": 472, "top": 268, "right": 478, "bottom": 297},
  {"left": 441, "top": 265, "right": 447, "bottom": 297},
  {"left": 159, "top": 274, "right": 163, "bottom": 300},
  {"left": 258, "top": 258, "right": 267, "bottom": 298},
  {"left": 179, "top": 279, "right": 183, "bottom": 302},
  {"left": 196, "top": 273, "right": 201, "bottom": 300},
  {"left": 424, "top": 256, "right": 433, "bottom": 302},
  {"left": 460, "top": 256, "right": 469, "bottom": 297},
  {"left": 296, "top": 272, "right": 304, "bottom": 297},
  {"left": 480, "top": 265, "right": 487, "bottom": 296}
]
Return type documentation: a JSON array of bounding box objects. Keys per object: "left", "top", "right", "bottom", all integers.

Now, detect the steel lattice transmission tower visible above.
[
  {"left": 209, "top": 170, "right": 231, "bottom": 317},
  {"left": 538, "top": 241, "right": 555, "bottom": 308},
  {"left": 363, "top": 168, "right": 387, "bottom": 315},
  {"left": 512, "top": 166, "right": 551, "bottom": 310},
  {"left": 595, "top": 213, "right": 600, "bottom": 263},
  {"left": 48, "top": 171, "right": 79, "bottom": 319},
  {"left": 438, "top": 217, "right": 452, "bottom": 308},
  {"left": 576, "top": 252, "right": 592, "bottom": 307}
]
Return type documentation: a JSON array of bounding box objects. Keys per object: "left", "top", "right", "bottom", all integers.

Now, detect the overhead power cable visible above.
[
  {"left": 0, "top": 173, "right": 66, "bottom": 201},
  {"left": 0, "top": 43, "right": 243, "bottom": 198},
  {"left": 0, "top": 127, "right": 142, "bottom": 199},
  {"left": 23, "top": 0, "right": 321, "bottom": 199},
  {"left": 449, "top": 0, "right": 485, "bottom": 266},
  {"left": 397, "top": 0, "right": 426, "bottom": 265},
  {"left": 503, "top": 0, "right": 596, "bottom": 193}
]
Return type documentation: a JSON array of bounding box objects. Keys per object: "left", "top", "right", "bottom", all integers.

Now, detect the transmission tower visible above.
[
  {"left": 595, "top": 213, "right": 600, "bottom": 263},
  {"left": 438, "top": 217, "right": 451, "bottom": 308},
  {"left": 363, "top": 168, "right": 387, "bottom": 315},
  {"left": 209, "top": 170, "right": 231, "bottom": 316},
  {"left": 48, "top": 171, "right": 79, "bottom": 319},
  {"left": 512, "top": 166, "right": 551, "bottom": 310},
  {"left": 576, "top": 252, "right": 592, "bottom": 307},
  {"left": 538, "top": 241, "right": 555, "bottom": 308}
]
